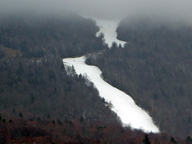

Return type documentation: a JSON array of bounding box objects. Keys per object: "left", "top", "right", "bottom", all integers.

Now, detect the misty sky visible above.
[{"left": 0, "top": 0, "right": 192, "bottom": 22}]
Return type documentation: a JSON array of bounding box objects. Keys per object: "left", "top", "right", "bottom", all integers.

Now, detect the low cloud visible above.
[{"left": 1, "top": 0, "right": 192, "bottom": 23}]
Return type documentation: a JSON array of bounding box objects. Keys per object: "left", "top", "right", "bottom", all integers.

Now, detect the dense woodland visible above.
[
  {"left": 1, "top": 11, "right": 192, "bottom": 143},
  {"left": 86, "top": 17, "right": 192, "bottom": 137},
  {"left": 0, "top": 117, "right": 190, "bottom": 144},
  {"left": 0, "top": 12, "right": 105, "bottom": 58},
  {"left": 0, "top": 13, "right": 123, "bottom": 143}
]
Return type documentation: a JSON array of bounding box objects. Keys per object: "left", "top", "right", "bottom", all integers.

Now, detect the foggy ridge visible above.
[{"left": 1, "top": 0, "right": 192, "bottom": 25}]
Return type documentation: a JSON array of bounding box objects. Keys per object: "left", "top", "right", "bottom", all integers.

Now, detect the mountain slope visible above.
[
  {"left": 63, "top": 17, "right": 159, "bottom": 133},
  {"left": 0, "top": 13, "right": 120, "bottom": 125},
  {"left": 87, "top": 17, "right": 192, "bottom": 136},
  {"left": 63, "top": 56, "right": 159, "bottom": 133}
]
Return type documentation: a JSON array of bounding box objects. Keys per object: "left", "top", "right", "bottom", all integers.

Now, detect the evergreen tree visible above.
[
  {"left": 170, "top": 136, "right": 177, "bottom": 143},
  {"left": 142, "top": 134, "right": 151, "bottom": 144},
  {"left": 19, "top": 112, "right": 23, "bottom": 118},
  {"left": 186, "top": 136, "right": 192, "bottom": 143}
]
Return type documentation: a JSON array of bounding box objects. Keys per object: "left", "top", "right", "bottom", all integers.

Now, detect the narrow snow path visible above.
[
  {"left": 63, "top": 17, "right": 159, "bottom": 133},
  {"left": 63, "top": 56, "right": 159, "bottom": 133},
  {"left": 84, "top": 16, "right": 127, "bottom": 47}
]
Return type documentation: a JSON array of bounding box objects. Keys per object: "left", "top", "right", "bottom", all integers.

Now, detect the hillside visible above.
[
  {"left": 63, "top": 56, "right": 159, "bottom": 133},
  {"left": 86, "top": 17, "right": 192, "bottom": 136},
  {"left": 0, "top": 13, "right": 121, "bottom": 126},
  {"left": 2, "top": 11, "right": 192, "bottom": 142},
  {"left": 0, "top": 117, "right": 188, "bottom": 144},
  {"left": 0, "top": 12, "right": 169, "bottom": 143},
  {"left": 0, "top": 13, "right": 105, "bottom": 58}
]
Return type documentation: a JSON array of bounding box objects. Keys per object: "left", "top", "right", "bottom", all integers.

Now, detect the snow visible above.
[
  {"left": 84, "top": 16, "right": 127, "bottom": 47},
  {"left": 63, "top": 56, "right": 159, "bottom": 133},
  {"left": 62, "top": 16, "right": 159, "bottom": 133}
]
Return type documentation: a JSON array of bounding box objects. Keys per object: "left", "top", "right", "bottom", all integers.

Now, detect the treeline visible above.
[
  {"left": 0, "top": 12, "right": 104, "bottom": 58},
  {"left": 86, "top": 18, "right": 192, "bottom": 137},
  {"left": 0, "top": 117, "right": 189, "bottom": 144}
]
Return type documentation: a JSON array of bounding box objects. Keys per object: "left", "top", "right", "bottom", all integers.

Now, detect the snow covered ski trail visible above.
[
  {"left": 63, "top": 17, "right": 159, "bottom": 133},
  {"left": 63, "top": 56, "right": 159, "bottom": 133},
  {"left": 83, "top": 16, "right": 127, "bottom": 47}
]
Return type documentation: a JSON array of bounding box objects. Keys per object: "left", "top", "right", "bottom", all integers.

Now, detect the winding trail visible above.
[
  {"left": 63, "top": 56, "right": 159, "bottom": 133},
  {"left": 83, "top": 16, "right": 126, "bottom": 47},
  {"left": 63, "top": 17, "right": 159, "bottom": 133},
  {"left": 93, "top": 18, "right": 127, "bottom": 47}
]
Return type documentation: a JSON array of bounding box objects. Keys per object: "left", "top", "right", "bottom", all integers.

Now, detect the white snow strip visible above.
[
  {"left": 63, "top": 56, "right": 159, "bottom": 133},
  {"left": 84, "top": 16, "right": 127, "bottom": 47}
]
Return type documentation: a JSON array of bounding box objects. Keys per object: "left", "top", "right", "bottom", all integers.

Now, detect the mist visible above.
[{"left": 0, "top": 0, "right": 192, "bottom": 24}]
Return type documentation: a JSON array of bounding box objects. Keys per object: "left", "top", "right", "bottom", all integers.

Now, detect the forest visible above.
[
  {"left": 0, "top": 116, "right": 190, "bottom": 143},
  {"left": 0, "top": 12, "right": 105, "bottom": 58},
  {"left": 1, "top": 12, "right": 192, "bottom": 143},
  {"left": 86, "top": 17, "right": 192, "bottom": 137},
  {"left": 0, "top": 13, "right": 123, "bottom": 143}
]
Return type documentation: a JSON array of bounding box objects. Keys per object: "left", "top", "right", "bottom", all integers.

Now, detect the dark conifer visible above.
[{"left": 142, "top": 134, "right": 151, "bottom": 144}]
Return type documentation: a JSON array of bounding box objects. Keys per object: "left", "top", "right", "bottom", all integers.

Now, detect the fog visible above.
[{"left": 0, "top": 0, "right": 192, "bottom": 24}]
